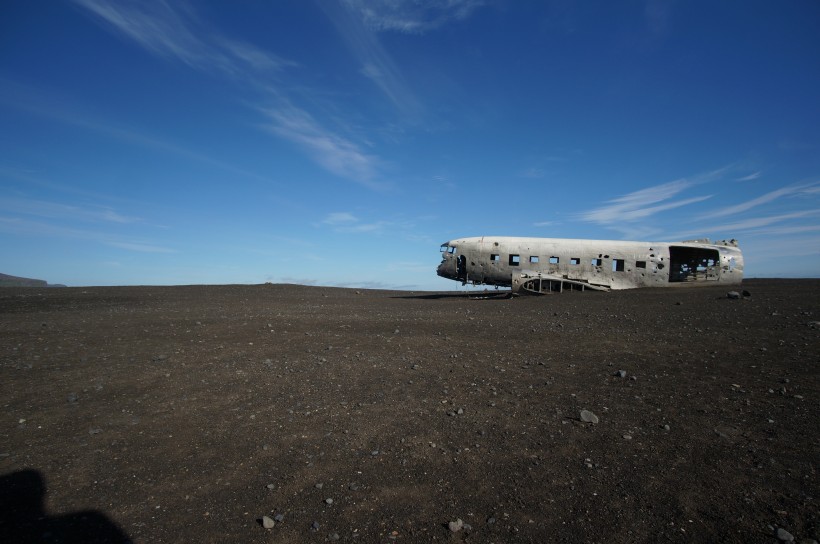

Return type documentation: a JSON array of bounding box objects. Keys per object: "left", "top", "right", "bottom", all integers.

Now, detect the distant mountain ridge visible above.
[{"left": 0, "top": 273, "right": 65, "bottom": 287}]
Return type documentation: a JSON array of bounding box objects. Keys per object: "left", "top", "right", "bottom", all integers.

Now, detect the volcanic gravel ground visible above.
[{"left": 0, "top": 280, "right": 818, "bottom": 543}]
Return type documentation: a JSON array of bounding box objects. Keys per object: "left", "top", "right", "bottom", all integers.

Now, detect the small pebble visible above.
[
  {"left": 776, "top": 527, "right": 794, "bottom": 541},
  {"left": 262, "top": 516, "right": 275, "bottom": 529},
  {"left": 325, "top": 498, "right": 333, "bottom": 505},
  {"left": 580, "top": 410, "right": 599, "bottom": 424},
  {"left": 448, "top": 519, "right": 463, "bottom": 532},
  {"left": 274, "top": 514, "right": 284, "bottom": 523},
  {"left": 311, "top": 521, "right": 320, "bottom": 531}
]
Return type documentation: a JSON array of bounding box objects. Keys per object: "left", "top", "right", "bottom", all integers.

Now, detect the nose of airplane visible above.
[{"left": 437, "top": 256, "right": 455, "bottom": 279}]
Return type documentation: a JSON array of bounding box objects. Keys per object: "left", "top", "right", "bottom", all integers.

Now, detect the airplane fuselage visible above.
[{"left": 437, "top": 236, "right": 743, "bottom": 293}]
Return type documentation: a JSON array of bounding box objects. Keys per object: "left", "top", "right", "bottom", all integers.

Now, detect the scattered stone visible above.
[
  {"left": 580, "top": 410, "right": 599, "bottom": 424},
  {"left": 371, "top": 450, "right": 379, "bottom": 456},
  {"left": 623, "top": 434, "right": 633, "bottom": 440},
  {"left": 88, "top": 428, "right": 102, "bottom": 435},
  {"left": 325, "top": 498, "right": 333, "bottom": 505},
  {"left": 663, "top": 424, "right": 670, "bottom": 431},
  {"left": 411, "top": 364, "right": 420, "bottom": 370},
  {"left": 315, "top": 483, "right": 323, "bottom": 489},
  {"left": 614, "top": 370, "right": 627, "bottom": 378},
  {"left": 776, "top": 527, "right": 795, "bottom": 541},
  {"left": 448, "top": 519, "right": 463, "bottom": 532},
  {"left": 487, "top": 517, "right": 496, "bottom": 524},
  {"left": 274, "top": 513, "right": 284, "bottom": 523},
  {"left": 727, "top": 291, "right": 741, "bottom": 299},
  {"left": 266, "top": 483, "right": 275, "bottom": 490},
  {"left": 66, "top": 392, "right": 78, "bottom": 403},
  {"left": 457, "top": 408, "right": 464, "bottom": 415},
  {"left": 262, "top": 516, "right": 275, "bottom": 529},
  {"left": 329, "top": 533, "right": 340, "bottom": 541},
  {"left": 311, "top": 521, "right": 320, "bottom": 531}
]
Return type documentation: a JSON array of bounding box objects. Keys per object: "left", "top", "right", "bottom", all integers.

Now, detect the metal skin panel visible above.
[{"left": 437, "top": 236, "right": 744, "bottom": 293}]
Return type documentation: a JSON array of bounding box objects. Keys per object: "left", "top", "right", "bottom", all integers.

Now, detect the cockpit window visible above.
[{"left": 440, "top": 245, "right": 457, "bottom": 254}]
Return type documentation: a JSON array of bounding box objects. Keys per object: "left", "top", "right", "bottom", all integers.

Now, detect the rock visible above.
[
  {"left": 274, "top": 513, "right": 284, "bottom": 523},
  {"left": 580, "top": 410, "right": 599, "bottom": 424},
  {"left": 266, "top": 483, "right": 275, "bottom": 490},
  {"left": 315, "top": 483, "right": 323, "bottom": 489},
  {"left": 776, "top": 527, "right": 795, "bottom": 541},
  {"left": 448, "top": 519, "right": 463, "bottom": 532},
  {"left": 457, "top": 408, "right": 464, "bottom": 415},
  {"left": 727, "top": 291, "right": 741, "bottom": 299},
  {"left": 311, "top": 521, "right": 320, "bottom": 531},
  {"left": 614, "top": 370, "right": 627, "bottom": 378},
  {"left": 262, "top": 516, "right": 275, "bottom": 529},
  {"left": 66, "top": 392, "right": 78, "bottom": 403},
  {"left": 325, "top": 498, "right": 333, "bottom": 505},
  {"left": 329, "top": 533, "right": 340, "bottom": 541},
  {"left": 663, "top": 424, "right": 670, "bottom": 431}
]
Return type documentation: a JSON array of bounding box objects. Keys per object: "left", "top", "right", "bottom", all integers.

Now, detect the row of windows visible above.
[{"left": 493, "top": 254, "right": 648, "bottom": 272}]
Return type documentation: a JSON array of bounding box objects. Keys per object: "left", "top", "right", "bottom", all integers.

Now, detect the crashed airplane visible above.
[{"left": 437, "top": 236, "right": 743, "bottom": 294}]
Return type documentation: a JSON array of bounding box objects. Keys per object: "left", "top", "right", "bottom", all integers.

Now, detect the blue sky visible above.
[{"left": 1, "top": 0, "right": 818, "bottom": 289}]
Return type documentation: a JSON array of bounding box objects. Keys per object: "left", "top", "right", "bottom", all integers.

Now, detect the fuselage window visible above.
[
  {"left": 612, "top": 259, "right": 625, "bottom": 272},
  {"left": 549, "top": 256, "right": 559, "bottom": 264},
  {"left": 490, "top": 254, "right": 500, "bottom": 262},
  {"left": 592, "top": 258, "right": 602, "bottom": 266},
  {"left": 448, "top": 246, "right": 456, "bottom": 254},
  {"left": 509, "top": 254, "right": 520, "bottom": 266},
  {"left": 570, "top": 257, "right": 580, "bottom": 265},
  {"left": 636, "top": 261, "right": 647, "bottom": 269},
  {"left": 529, "top": 256, "right": 539, "bottom": 263}
]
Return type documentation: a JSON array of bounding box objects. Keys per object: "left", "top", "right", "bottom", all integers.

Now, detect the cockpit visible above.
[{"left": 437, "top": 241, "right": 466, "bottom": 283}]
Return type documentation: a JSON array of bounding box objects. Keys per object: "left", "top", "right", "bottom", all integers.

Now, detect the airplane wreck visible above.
[{"left": 437, "top": 236, "right": 743, "bottom": 294}]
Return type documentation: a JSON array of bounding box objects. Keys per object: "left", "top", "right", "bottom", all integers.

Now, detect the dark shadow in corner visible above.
[
  {"left": 393, "top": 291, "right": 513, "bottom": 300},
  {"left": 0, "top": 469, "right": 132, "bottom": 544}
]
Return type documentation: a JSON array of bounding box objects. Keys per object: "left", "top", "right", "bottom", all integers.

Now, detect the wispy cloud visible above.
[
  {"left": 520, "top": 168, "right": 546, "bottom": 179},
  {"left": 0, "top": 215, "right": 175, "bottom": 253},
  {"left": 580, "top": 179, "right": 711, "bottom": 224},
  {"left": 72, "top": 0, "right": 384, "bottom": 188},
  {"left": 342, "top": 0, "right": 484, "bottom": 34},
  {"left": 322, "top": 212, "right": 359, "bottom": 225},
  {"left": 320, "top": 2, "right": 422, "bottom": 115},
  {"left": 259, "top": 102, "right": 384, "bottom": 189},
  {"left": 318, "top": 211, "right": 414, "bottom": 235},
  {"left": 73, "top": 0, "right": 292, "bottom": 79},
  {"left": 106, "top": 241, "right": 176, "bottom": 253},
  {"left": 0, "top": 196, "right": 140, "bottom": 224},
  {"left": 532, "top": 221, "right": 555, "bottom": 227},
  {"left": 736, "top": 172, "right": 761, "bottom": 181},
  {"left": 667, "top": 210, "right": 820, "bottom": 241},
  {"left": 580, "top": 167, "right": 731, "bottom": 225},
  {"left": 697, "top": 183, "right": 819, "bottom": 220}
]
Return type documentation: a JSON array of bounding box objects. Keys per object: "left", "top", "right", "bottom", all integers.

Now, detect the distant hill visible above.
[{"left": 0, "top": 273, "right": 65, "bottom": 287}]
